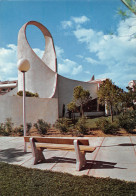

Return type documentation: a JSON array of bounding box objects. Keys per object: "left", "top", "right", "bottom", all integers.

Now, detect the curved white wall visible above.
[
  {"left": 56, "top": 75, "right": 98, "bottom": 116},
  {"left": 17, "top": 21, "right": 98, "bottom": 118},
  {"left": 18, "top": 21, "right": 57, "bottom": 98}
]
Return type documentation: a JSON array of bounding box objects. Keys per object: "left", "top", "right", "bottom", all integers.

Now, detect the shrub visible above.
[
  {"left": 13, "top": 123, "right": 32, "bottom": 136},
  {"left": 26, "top": 122, "right": 32, "bottom": 135},
  {"left": 5, "top": 118, "right": 14, "bottom": 134},
  {"left": 0, "top": 123, "right": 5, "bottom": 135},
  {"left": 75, "top": 117, "right": 88, "bottom": 135},
  {"left": 96, "top": 118, "right": 119, "bottom": 134},
  {"left": 3, "top": 118, "right": 14, "bottom": 136},
  {"left": 55, "top": 118, "right": 69, "bottom": 133},
  {"left": 118, "top": 110, "right": 136, "bottom": 133},
  {"left": 34, "top": 119, "right": 50, "bottom": 135},
  {"left": 14, "top": 125, "right": 24, "bottom": 136},
  {"left": 17, "top": 91, "right": 39, "bottom": 97},
  {"left": 0, "top": 118, "right": 14, "bottom": 136}
]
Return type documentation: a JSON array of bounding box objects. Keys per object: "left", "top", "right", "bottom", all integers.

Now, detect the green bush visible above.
[
  {"left": 34, "top": 119, "right": 50, "bottom": 135},
  {"left": 5, "top": 118, "right": 14, "bottom": 135},
  {"left": 0, "top": 118, "right": 14, "bottom": 136},
  {"left": 13, "top": 123, "right": 32, "bottom": 136},
  {"left": 96, "top": 118, "right": 119, "bottom": 134},
  {"left": 26, "top": 122, "right": 32, "bottom": 135},
  {"left": 75, "top": 117, "right": 88, "bottom": 135},
  {"left": 118, "top": 110, "right": 136, "bottom": 133},
  {"left": 0, "top": 123, "right": 5, "bottom": 135},
  {"left": 17, "top": 91, "right": 39, "bottom": 97},
  {"left": 55, "top": 118, "right": 69, "bottom": 133},
  {"left": 14, "top": 125, "right": 24, "bottom": 136}
]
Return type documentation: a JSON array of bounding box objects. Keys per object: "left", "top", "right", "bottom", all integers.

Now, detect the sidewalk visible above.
[{"left": 0, "top": 136, "right": 136, "bottom": 182}]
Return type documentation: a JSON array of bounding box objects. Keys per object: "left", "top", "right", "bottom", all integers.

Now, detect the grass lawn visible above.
[
  {"left": 0, "top": 162, "right": 136, "bottom": 196},
  {"left": 86, "top": 116, "right": 119, "bottom": 129}
]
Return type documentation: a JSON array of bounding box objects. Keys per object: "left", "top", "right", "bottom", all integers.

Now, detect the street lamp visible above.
[{"left": 17, "top": 59, "right": 30, "bottom": 152}]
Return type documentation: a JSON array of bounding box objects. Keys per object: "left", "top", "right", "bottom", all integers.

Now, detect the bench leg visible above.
[
  {"left": 74, "top": 140, "right": 86, "bottom": 171},
  {"left": 30, "top": 138, "right": 45, "bottom": 165}
]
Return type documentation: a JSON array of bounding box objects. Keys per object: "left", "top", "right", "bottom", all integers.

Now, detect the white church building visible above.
[{"left": 0, "top": 21, "right": 106, "bottom": 126}]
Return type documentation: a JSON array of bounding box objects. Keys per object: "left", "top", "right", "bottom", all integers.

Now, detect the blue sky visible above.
[{"left": 0, "top": 0, "right": 136, "bottom": 90}]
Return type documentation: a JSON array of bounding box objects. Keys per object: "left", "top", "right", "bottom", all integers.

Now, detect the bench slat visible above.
[
  {"left": 36, "top": 143, "right": 96, "bottom": 153},
  {"left": 24, "top": 136, "right": 89, "bottom": 145},
  {"left": 27, "top": 136, "right": 96, "bottom": 171}
]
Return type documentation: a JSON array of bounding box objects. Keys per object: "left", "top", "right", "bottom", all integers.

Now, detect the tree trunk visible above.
[{"left": 110, "top": 105, "right": 113, "bottom": 122}]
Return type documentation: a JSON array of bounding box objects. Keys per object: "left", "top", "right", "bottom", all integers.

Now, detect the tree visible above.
[
  {"left": 111, "top": 0, "right": 136, "bottom": 41},
  {"left": 121, "top": 0, "right": 136, "bottom": 15},
  {"left": 121, "top": 86, "right": 136, "bottom": 111},
  {"left": 97, "top": 79, "right": 123, "bottom": 122},
  {"left": 67, "top": 101, "right": 77, "bottom": 119},
  {"left": 67, "top": 101, "right": 77, "bottom": 113},
  {"left": 67, "top": 86, "right": 92, "bottom": 117}
]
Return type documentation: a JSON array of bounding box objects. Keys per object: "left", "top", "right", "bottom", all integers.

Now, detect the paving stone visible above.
[
  {"left": 89, "top": 166, "right": 136, "bottom": 182},
  {"left": 93, "top": 148, "right": 136, "bottom": 164},
  {"left": 52, "top": 166, "right": 89, "bottom": 176},
  {"left": 130, "top": 136, "right": 136, "bottom": 152},
  {"left": 101, "top": 137, "right": 131, "bottom": 147},
  {"left": 88, "top": 137, "right": 104, "bottom": 147}
]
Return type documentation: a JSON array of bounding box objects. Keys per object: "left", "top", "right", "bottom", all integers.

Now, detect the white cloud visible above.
[
  {"left": 71, "top": 16, "right": 90, "bottom": 24},
  {"left": 85, "top": 57, "right": 100, "bottom": 65},
  {"left": 33, "top": 48, "right": 44, "bottom": 58},
  {"left": 72, "top": 16, "right": 136, "bottom": 89},
  {"left": 61, "top": 15, "right": 90, "bottom": 29},
  {"left": 0, "top": 45, "right": 45, "bottom": 81},
  {"left": 76, "top": 54, "right": 83, "bottom": 59},
  {"left": 61, "top": 21, "right": 72, "bottom": 29},
  {"left": 84, "top": 70, "right": 91, "bottom": 75},
  {"left": 58, "top": 58, "right": 82, "bottom": 76},
  {"left": 0, "top": 44, "right": 17, "bottom": 81},
  {"left": 55, "top": 46, "right": 64, "bottom": 58},
  {"left": 55, "top": 46, "right": 83, "bottom": 76},
  {"left": 72, "top": 65, "right": 82, "bottom": 75},
  {"left": 117, "top": 16, "right": 136, "bottom": 41},
  {"left": 73, "top": 28, "right": 104, "bottom": 53},
  {"left": 34, "top": 45, "right": 64, "bottom": 60},
  {"left": 0, "top": 43, "right": 82, "bottom": 82}
]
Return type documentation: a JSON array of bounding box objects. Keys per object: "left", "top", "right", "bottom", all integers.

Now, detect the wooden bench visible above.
[{"left": 24, "top": 136, "right": 96, "bottom": 171}]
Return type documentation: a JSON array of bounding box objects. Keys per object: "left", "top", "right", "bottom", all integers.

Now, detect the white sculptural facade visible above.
[
  {"left": 0, "top": 21, "right": 105, "bottom": 126},
  {"left": 18, "top": 21, "right": 100, "bottom": 117}
]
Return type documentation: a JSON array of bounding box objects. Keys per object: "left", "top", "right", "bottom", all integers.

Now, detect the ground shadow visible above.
[
  {"left": 39, "top": 156, "right": 126, "bottom": 170},
  {"left": 118, "top": 143, "right": 136, "bottom": 146},
  {"left": 84, "top": 160, "right": 126, "bottom": 170},
  {"left": 101, "top": 143, "right": 136, "bottom": 148},
  {"left": 0, "top": 148, "right": 30, "bottom": 163}
]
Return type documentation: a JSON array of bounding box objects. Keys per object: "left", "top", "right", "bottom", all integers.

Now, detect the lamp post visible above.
[{"left": 17, "top": 59, "right": 30, "bottom": 152}]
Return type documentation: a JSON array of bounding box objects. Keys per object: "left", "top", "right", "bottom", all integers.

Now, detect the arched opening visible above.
[{"left": 26, "top": 25, "right": 45, "bottom": 58}]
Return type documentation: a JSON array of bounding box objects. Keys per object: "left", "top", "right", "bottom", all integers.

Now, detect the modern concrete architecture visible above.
[
  {"left": 0, "top": 21, "right": 105, "bottom": 126},
  {"left": 0, "top": 80, "right": 17, "bottom": 95},
  {"left": 18, "top": 21, "right": 105, "bottom": 116}
]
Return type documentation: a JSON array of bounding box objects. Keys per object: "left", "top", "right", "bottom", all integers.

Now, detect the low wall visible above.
[{"left": 0, "top": 96, "right": 58, "bottom": 126}]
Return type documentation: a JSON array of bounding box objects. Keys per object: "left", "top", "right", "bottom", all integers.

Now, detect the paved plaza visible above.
[{"left": 0, "top": 136, "right": 136, "bottom": 182}]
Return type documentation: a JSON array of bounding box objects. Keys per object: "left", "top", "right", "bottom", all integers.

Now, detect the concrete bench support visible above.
[
  {"left": 74, "top": 140, "right": 86, "bottom": 171},
  {"left": 25, "top": 136, "right": 96, "bottom": 171},
  {"left": 30, "top": 138, "right": 45, "bottom": 164}
]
